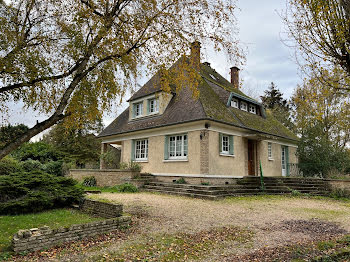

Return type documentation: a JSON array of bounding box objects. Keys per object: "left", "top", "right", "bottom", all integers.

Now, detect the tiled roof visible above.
[{"left": 99, "top": 62, "right": 298, "bottom": 141}]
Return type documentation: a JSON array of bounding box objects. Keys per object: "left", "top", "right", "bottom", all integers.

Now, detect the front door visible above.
[
  {"left": 281, "top": 146, "right": 287, "bottom": 176},
  {"left": 248, "top": 140, "right": 255, "bottom": 175}
]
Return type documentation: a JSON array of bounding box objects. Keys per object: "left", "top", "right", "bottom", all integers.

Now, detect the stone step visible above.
[
  {"left": 143, "top": 189, "right": 225, "bottom": 200},
  {"left": 144, "top": 185, "right": 261, "bottom": 195}
]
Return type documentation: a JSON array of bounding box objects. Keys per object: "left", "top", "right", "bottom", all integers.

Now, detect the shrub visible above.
[
  {"left": 174, "top": 177, "right": 187, "bottom": 184},
  {"left": 201, "top": 182, "right": 210, "bottom": 185},
  {"left": 13, "top": 141, "right": 62, "bottom": 163},
  {"left": 120, "top": 161, "right": 142, "bottom": 172},
  {"left": 21, "top": 159, "right": 43, "bottom": 172},
  {"left": 83, "top": 176, "right": 97, "bottom": 187},
  {"left": 114, "top": 183, "right": 138, "bottom": 193},
  {"left": 42, "top": 161, "right": 63, "bottom": 176},
  {"left": 0, "top": 170, "right": 84, "bottom": 215},
  {"left": 291, "top": 190, "right": 302, "bottom": 196},
  {"left": 329, "top": 188, "right": 350, "bottom": 199},
  {"left": 0, "top": 156, "right": 22, "bottom": 175}
]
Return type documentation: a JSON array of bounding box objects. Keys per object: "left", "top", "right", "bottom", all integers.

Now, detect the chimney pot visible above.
[
  {"left": 230, "top": 66, "right": 240, "bottom": 89},
  {"left": 190, "top": 41, "right": 201, "bottom": 70}
]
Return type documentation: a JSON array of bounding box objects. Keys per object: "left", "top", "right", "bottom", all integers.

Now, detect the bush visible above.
[
  {"left": 0, "top": 170, "right": 84, "bottom": 215},
  {"left": 174, "top": 177, "right": 187, "bottom": 184},
  {"left": 82, "top": 176, "right": 97, "bottom": 187},
  {"left": 42, "top": 161, "right": 63, "bottom": 176},
  {"left": 114, "top": 183, "right": 138, "bottom": 193},
  {"left": 21, "top": 159, "right": 43, "bottom": 172},
  {"left": 13, "top": 142, "right": 62, "bottom": 163},
  {"left": 329, "top": 188, "right": 350, "bottom": 199},
  {"left": 0, "top": 156, "right": 22, "bottom": 175},
  {"left": 120, "top": 161, "right": 142, "bottom": 172}
]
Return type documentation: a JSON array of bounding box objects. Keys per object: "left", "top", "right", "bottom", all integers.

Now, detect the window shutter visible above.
[
  {"left": 147, "top": 100, "right": 150, "bottom": 114},
  {"left": 131, "top": 140, "right": 135, "bottom": 161},
  {"left": 286, "top": 146, "right": 290, "bottom": 176},
  {"left": 219, "top": 133, "right": 222, "bottom": 153},
  {"left": 229, "top": 135, "right": 234, "bottom": 155},
  {"left": 164, "top": 136, "right": 169, "bottom": 160}
]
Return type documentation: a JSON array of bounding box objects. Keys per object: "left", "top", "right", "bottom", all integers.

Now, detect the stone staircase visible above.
[{"left": 143, "top": 176, "right": 332, "bottom": 200}]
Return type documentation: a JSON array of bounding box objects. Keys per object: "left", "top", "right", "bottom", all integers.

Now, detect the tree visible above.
[
  {"left": 292, "top": 69, "right": 350, "bottom": 148},
  {"left": 0, "top": 0, "right": 243, "bottom": 159},
  {"left": 42, "top": 120, "right": 103, "bottom": 166},
  {"left": 0, "top": 124, "right": 29, "bottom": 150},
  {"left": 260, "top": 82, "right": 294, "bottom": 129},
  {"left": 283, "top": 0, "right": 350, "bottom": 89},
  {"left": 292, "top": 69, "right": 350, "bottom": 177}
]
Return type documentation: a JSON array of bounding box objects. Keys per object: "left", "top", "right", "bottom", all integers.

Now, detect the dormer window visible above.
[
  {"left": 230, "top": 98, "right": 238, "bottom": 108},
  {"left": 133, "top": 102, "right": 143, "bottom": 117},
  {"left": 249, "top": 105, "right": 256, "bottom": 114},
  {"left": 240, "top": 101, "right": 247, "bottom": 111},
  {"left": 148, "top": 98, "right": 159, "bottom": 114}
]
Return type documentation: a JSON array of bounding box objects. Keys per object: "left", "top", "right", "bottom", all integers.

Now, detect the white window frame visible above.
[
  {"left": 268, "top": 142, "right": 273, "bottom": 160},
  {"left": 134, "top": 139, "right": 148, "bottom": 161},
  {"left": 230, "top": 98, "right": 239, "bottom": 108},
  {"left": 249, "top": 104, "right": 256, "bottom": 114},
  {"left": 148, "top": 98, "right": 159, "bottom": 114},
  {"left": 168, "top": 134, "right": 188, "bottom": 159},
  {"left": 134, "top": 102, "right": 143, "bottom": 117},
  {"left": 221, "top": 135, "right": 230, "bottom": 154},
  {"left": 240, "top": 101, "right": 248, "bottom": 111}
]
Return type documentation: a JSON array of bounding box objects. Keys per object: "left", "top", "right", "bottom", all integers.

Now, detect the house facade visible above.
[{"left": 98, "top": 43, "right": 298, "bottom": 178}]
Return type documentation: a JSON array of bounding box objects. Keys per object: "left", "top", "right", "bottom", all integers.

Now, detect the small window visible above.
[
  {"left": 220, "top": 133, "right": 234, "bottom": 155},
  {"left": 240, "top": 102, "right": 247, "bottom": 111},
  {"left": 134, "top": 102, "right": 143, "bottom": 117},
  {"left": 268, "top": 142, "right": 273, "bottom": 160},
  {"left": 148, "top": 98, "right": 159, "bottom": 114},
  {"left": 249, "top": 105, "right": 256, "bottom": 114},
  {"left": 168, "top": 134, "right": 188, "bottom": 159},
  {"left": 230, "top": 99, "right": 238, "bottom": 108},
  {"left": 134, "top": 139, "right": 148, "bottom": 160}
]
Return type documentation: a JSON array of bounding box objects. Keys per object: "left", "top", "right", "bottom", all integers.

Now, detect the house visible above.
[{"left": 98, "top": 42, "right": 298, "bottom": 180}]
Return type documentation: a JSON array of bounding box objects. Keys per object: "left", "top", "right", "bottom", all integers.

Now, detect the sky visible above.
[{"left": 3, "top": 0, "right": 300, "bottom": 137}]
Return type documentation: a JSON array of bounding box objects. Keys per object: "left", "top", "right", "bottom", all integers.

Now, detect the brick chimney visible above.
[
  {"left": 230, "top": 66, "right": 240, "bottom": 89},
  {"left": 190, "top": 41, "right": 201, "bottom": 71}
]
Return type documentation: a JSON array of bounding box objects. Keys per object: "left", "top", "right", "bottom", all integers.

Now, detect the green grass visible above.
[
  {"left": 291, "top": 207, "right": 347, "bottom": 219},
  {"left": 0, "top": 209, "right": 104, "bottom": 254}
]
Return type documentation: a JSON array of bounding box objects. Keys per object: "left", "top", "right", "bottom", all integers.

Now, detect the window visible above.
[
  {"left": 133, "top": 102, "right": 143, "bottom": 117},
  {"left": 230, "top": 98, "right": 238, "bottom": 108},
  {"left": 166, "top": 134, "right": 188, "bottom": 159},
  {"left": 134, "top": 139, "right": 148, "bottom": 160},
  {"left": 240, "top": 101, "right": 247, "bottom": 111},
  {"left": 249, "top": 105, "right": 256, "bottom": 114},
  {"left": 268, "top": 142, "right": 273, "bottom": 160},
  {"left": 220, "top": 133, "right": 234, "bottom": 155},
  {"left": 148, "top": 98, "right": 159, "bottom": 114}
]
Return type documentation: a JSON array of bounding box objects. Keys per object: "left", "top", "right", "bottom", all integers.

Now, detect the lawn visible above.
[
  {"left": 4, "top": 193, "right": 350, "bottom": 261},
  {"left": 0, "top": 208, "right": 104, "bottom": 255}
]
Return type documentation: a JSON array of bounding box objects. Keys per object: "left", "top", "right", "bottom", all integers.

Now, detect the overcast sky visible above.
[{"left": 3, "top": 0, "right": 300, "bottom": 136}]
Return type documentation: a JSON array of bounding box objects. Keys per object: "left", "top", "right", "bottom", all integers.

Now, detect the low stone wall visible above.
[
  {"left": 69, "top": 169, "right": 140, "bottom": 187},
  {"left": 80, "top": 199, "right": 122, "bottom": 218},
  {"left": 12, "top": 216, "right": 130, "bottom": 253}
]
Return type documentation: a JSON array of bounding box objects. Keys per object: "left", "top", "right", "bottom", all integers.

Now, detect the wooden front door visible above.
[{"left": 248, "top": 140, "right": 255, "bottom": 175}]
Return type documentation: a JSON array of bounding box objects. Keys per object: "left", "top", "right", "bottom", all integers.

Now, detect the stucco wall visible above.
[
  {"left": 122, "top": 130, "right": 201, "bottom": 174},
  {"left": 259, "top": 141, "right": 282, "bottom": 177},
  {"left": 208, "top": 131, "right": 247, "bottom": 176}
]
